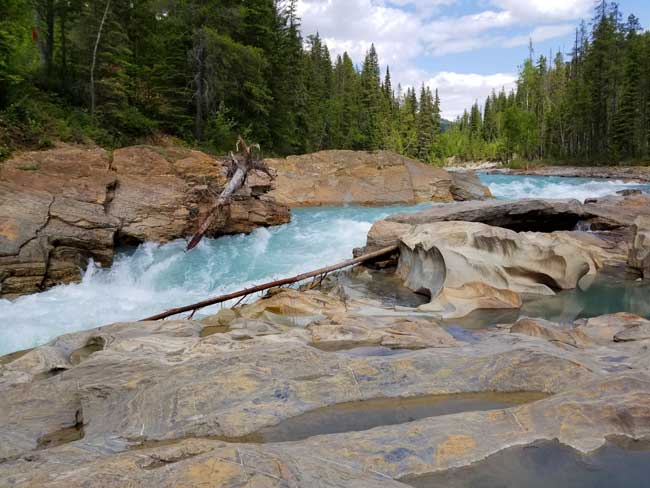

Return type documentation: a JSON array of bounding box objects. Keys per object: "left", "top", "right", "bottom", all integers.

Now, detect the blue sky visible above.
[{"left": 297, "top": 0, "right": 650, "bottom": 118}]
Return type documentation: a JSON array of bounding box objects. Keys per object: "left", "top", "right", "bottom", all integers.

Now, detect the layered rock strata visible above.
[{"left": 0, "top": 145, "right": 290, "bottom": 297}]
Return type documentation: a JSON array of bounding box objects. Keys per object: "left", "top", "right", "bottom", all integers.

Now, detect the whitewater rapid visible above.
[
  {"left": 1, "top": 174, "right": 648, "bottom": 354},
  {"left": 481, "top": 174, "right": 650, "bottom": 201}
]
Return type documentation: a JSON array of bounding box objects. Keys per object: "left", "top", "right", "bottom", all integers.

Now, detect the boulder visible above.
[
  {"left": 449, "top": 171, "right": 493, "bottom": 201},
  {"left": 629, "top": 215, "right": 650, "bottom": 278},
  {"left": 394, "top": 221, "right": 626, "bottom": 318},
  {"left": 310, "top": 318, "right": 457, "bottom": 350},
  {"left": 574, "top": 313, "right": 650, "bottom": 344},
  {"left": 422, "top": 282, "right": 522, "bottom": 318},
  {"left": 510, "top": 317, "right": 591, "bottom": 348},
  {"left": 267, "top": 150, "right": 460, "bottom": 206},
  {"left": 0, "top": 144, "right": 290, "bottom": 297},
  {"left": 583, "top": 193, "right": 650, "bottom": 229},
  {"left": 386, "top": 198, "right": 587, "bottom": 232}
]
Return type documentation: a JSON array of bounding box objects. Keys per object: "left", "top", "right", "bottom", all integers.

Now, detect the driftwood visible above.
[
  {"left": 141, "top": 244, "right": 399, "bottom": 321},
  {"left": 186, "top": 136, "right": 274, "bottom": 251}
]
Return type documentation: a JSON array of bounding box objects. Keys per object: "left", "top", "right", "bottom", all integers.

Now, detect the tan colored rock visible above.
[
  {"left": 310, "top": 322, "right": 385, "bottom": 349},
  {"left": 379, "top": 319, "right": 457, "bottom": 349},
  {"left": 200, "top": 308, "right": 238, "bottom": 327},
  {"left": 574, "top": 313, "right": 650, "bottom": 344},
  {"left": 310, "top": 318, "right": 457, "bottom": 350},
  {"left": 0, "top": 144, "right": 290, "bottom": 297},
  {"left": 0, "top": 310, "right": 600, "bottom": 462},
  {"left": 614, "top": 323, "right": 650, "bottom": 342},
  {"left": 239, "top": 288, "right": 343, "bottom": 326},
  {"left": 110, "top": 145, "right": 289, "bottom": 242},
  {"left": 629, "top": 215, "right": 650, "bottom": 278},
  {"left": 267, "top": 150, "right": 457, "bottom": 206},
  {"left": 449, "top": 171, "right": 493, "bottom": 201},
  {"left": 510, "top": 317, "right": 591, "bottom": 348},
  {"left": 362, "top": 219, "right": 414, "bottom": 252},
  {"left": 422, "top": 282, "right": 522, "bottom": 318},
  {"left": 398, "top": 221, "right": 590, "bottom": 303},
  {"left": 393, "top": 221, "right": 633, "bottom": 318},
  {"left": 583, "top": 193, "right": 650, "bottom": 229},
  {"left": 385, "top": 198, "right": 586, "bottom": 231},
  {"left": 2, "top": 281, "right": 650, "bottom": 486}
]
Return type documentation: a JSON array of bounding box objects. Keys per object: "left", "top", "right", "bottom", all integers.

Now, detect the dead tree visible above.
[
  {"left": 142, "top": 244, "right": 399, "bottom": 320},
  {"left": 186, "top": 136, "right": 274, "bottom": 251}
]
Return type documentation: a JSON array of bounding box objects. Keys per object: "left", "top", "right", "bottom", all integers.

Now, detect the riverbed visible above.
[{"left": 1, "top": 174, "right": 648, "bottom": 355}]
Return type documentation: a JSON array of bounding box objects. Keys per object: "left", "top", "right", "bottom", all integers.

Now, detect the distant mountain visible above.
[{"left": 441, "top": 119, "right": 453, "bottom": 133}]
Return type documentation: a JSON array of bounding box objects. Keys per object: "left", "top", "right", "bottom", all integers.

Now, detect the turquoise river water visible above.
[{"left": 1, "top": 174, "right": 649, "bottom": 355}]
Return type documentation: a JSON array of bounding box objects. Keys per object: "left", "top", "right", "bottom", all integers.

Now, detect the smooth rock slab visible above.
[{"left": 267, "top": 150, "right": 457, "bottom": 206}]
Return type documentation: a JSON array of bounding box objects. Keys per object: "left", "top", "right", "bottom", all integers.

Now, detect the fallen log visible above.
[
  {"left": 140, "top": 244, "right": 399, "bottom": 321},
  {"left": 186, "top": 136, "right": 274, "bottom": 251}
]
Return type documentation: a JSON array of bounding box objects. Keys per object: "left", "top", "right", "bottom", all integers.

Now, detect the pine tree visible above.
[
  {"left": 0, "top": 0, "right": 34, "bottom": 108},
  {"left": 358, "top": 44, "right": 383, "bottom": 150},
  {"left": 416, "top": 85, "right": 435, "bottom": 161}
]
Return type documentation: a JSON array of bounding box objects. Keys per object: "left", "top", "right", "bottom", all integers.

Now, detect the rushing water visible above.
[
  {"left": 481, "top": 173, "right": 650, "bottom": 201},
  {"left": 1, "top": 174, "right": 649, "bottom": 355}
]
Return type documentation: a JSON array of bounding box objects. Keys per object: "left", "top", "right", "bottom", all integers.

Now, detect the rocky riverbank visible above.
[
  {"left": 0, "top": 144, "right": 290, "bottom": 298},
  {"left": 1, "top": 282, "right": 649, "bottom": 486},
  {"left": 2, "top": 151, "right": 650, "bottom": 487},
  {"left": 1, "top": 146, "right": 491, "bottom": 298},
  {"left": 268, "top": 150, "right": 491, "bottom": 206},
  {"left": 489, "top": 165, "right": 650, "bottom": 182}
]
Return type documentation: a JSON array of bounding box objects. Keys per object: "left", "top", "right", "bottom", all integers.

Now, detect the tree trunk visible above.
[
  {"left": 45, "top": 0, "right": 55, "bottom": 77},
  {"left": 142, "top": 244, "right": 399, "bottom": 321},
  {"left": 60, "top": 3, "right": 67, "bottom": 79},
  {"left": 193, "top": 30, "right": 207, "bottom": 140},
  {"left": 90, "top": 0, "right": 111, "bottom": 119},
  {"left": 186, "top": 166, "right": 245, "bottom": 250},
  {"left": 186, "top": 136, "right": 274, "bottom": 251}
]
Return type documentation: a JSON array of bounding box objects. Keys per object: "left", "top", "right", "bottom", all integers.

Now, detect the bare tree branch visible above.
[{"left": 186, "top": 136, "right": 274, "bottom": 251}]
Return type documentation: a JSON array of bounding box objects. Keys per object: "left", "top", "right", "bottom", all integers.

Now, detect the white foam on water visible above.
[
  {"left": 0, "top": 205, "right": 423, "bottom": 354},
  {"left": 483, "top": 174, "right": 650, "bottom": 202},
  {"left": 2, "top": 175, "right": 649, "bottom": 355}
]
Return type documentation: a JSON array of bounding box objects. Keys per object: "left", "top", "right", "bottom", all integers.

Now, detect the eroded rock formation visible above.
[
  {"left": 354, "top": 195, "right": 650, "bottom": 318},
  {"left": 1, "top": 285, "right": 649, "bottom": 487},
  {"left": 394, "top": 221, "right": 626, "bottom": 318},
  {"left": 0, "top": 145, "right": 290, "bottom": 297}
]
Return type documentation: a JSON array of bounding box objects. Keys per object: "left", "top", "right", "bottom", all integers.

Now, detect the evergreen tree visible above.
[{"left": 358, "top": 44, "right": 383, "bottom": 150}]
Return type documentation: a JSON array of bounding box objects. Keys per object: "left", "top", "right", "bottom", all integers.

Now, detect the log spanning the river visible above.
[{"left": 141, "top": 244, "right": 399, "bottom": 321}]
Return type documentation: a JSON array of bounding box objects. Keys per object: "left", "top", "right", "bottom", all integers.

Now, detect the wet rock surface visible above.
[
  {"left": 490, "top": 165, "right": 650, "bottom": 182},
  {"left": 449, "top": 171, "right": 493, "bottom": 201},
  {"left": 1, "top": 282, "right": 649, "bottom": 487},
  {"left": 267, "top": 150, "right": 489, "bottom": 206},
  {"left": 629, "top": 215, "right": 650, "bottom": 279},
  {"left": 360, "top": 195, "right": 650, "bottom": 252},
  {"left": 395, "top": 221, "right": 625, "bottom": 318},
  {"left": 0, "top": 144, "right": 290, "bottom": 297}
]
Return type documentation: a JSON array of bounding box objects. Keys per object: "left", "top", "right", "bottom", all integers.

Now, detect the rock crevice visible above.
[{"left": 0, "top": 144, "right": 291, "bottom": 297}]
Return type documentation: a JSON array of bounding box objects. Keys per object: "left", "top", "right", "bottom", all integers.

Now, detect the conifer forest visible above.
[{"left": 1, "top": 0, "right": 649, "bottom": 165}]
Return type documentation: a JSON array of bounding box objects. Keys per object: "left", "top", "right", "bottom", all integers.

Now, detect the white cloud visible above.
[
  {"left": 490, "top": 0, "right": 593, "bottom": 22},
  {"left": 295, "top": 0, "right": 586, "bottom": 119},
  {"left": 426, "top": 72, "right": 517, "bottom": 119}
]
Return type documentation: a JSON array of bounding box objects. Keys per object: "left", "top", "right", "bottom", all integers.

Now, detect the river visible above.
[{"left": 1, "top": 174, "right": 648, "bottom": 355}]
